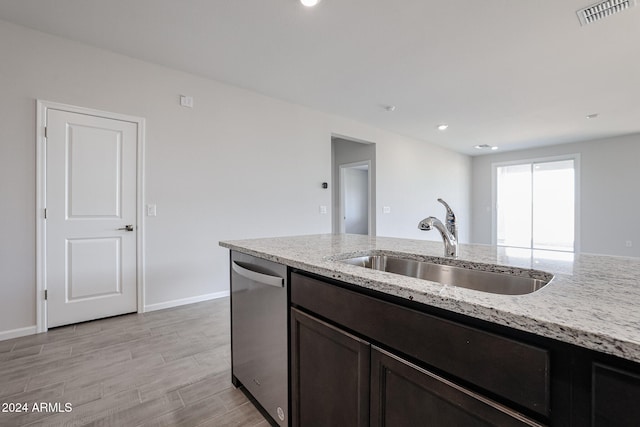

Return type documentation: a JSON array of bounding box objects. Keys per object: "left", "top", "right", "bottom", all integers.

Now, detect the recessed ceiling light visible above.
[
  {"left": 586, "top": 113, "right": 599, "bottom": 119},
  {"left": 300, "top": 0, "right": 321, "bottom": 7},
  {"left": 437, "top": 124, "right": 448, "bottom": 131},
  {"left": 474, "top": 144, "right": 499, "bottom": 151}
]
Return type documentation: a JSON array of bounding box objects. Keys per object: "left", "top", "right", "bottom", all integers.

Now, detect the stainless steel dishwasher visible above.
[{"left": 230, "top": 251, "right": 288, "bottom": 426}]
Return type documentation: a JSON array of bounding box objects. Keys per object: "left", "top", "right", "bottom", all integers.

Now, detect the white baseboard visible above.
[
  {"left": 0, "top": 325, "right": 37, "bottom": 342},
  {"left": 143, "top": 290, "right": 229, "bottom": 313}
]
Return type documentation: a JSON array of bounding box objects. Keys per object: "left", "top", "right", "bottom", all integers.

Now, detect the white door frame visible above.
[
  {"left": 338, "top": 160, "right": 372, "bottom": 235},
  {"left": 36, "top": 100, "right": 146, "bottom": 332}
]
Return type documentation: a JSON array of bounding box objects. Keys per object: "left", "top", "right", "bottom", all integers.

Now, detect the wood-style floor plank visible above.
[
  {"left": 0, "top": 339, "right": 15, "bottom": 353},
  {"left": 26, "top": 348, "right": 133, "bottom": 391},
  {"left": 177, "top": 371, "right": 235, "bottom": 406},
  {"left": 137, "top": 391, "right": 228, "bottom": 427},
  {"left": 0, "top": 298, "right": 270, "bottom": 426},
  {"left": 0, "top": 377, "right": 29, "bottom": 399},
  {"left": 63, "top": 353, "right": 165, "bottom": 394},
  {"left": 83, "top": 390, "right": 184, "bottom": 427},
  {"left": 198, "top": 401, "right": 269, "bottom": 427},
  {"left": 0, "top": 344, "right": 43, "bottom": 362}
]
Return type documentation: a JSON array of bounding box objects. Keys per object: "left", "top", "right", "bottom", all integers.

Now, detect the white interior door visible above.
[
  {"left": 46, "top": 108, "right": 138, "bottom": 328},
  {"left": 344, "top": 168, "right": 369, "bottom": 235},
  {"left": 339, "top": 162, "right": 371, "bottom": 235}
]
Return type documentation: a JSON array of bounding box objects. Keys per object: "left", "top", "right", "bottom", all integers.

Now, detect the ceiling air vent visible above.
[{"left": 577, "top": 0, "right": 637, "bottom": 25}]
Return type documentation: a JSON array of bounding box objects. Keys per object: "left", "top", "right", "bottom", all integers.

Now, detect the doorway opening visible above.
[{"left": 331, "top": 136, "right": 376, "bottom": 235}]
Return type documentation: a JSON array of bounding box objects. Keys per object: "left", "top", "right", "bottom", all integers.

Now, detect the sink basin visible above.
[{"left": 340, "top": 254, "right": 552, "bottom": 295}]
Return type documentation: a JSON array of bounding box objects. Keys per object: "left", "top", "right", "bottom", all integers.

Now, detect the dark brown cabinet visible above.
[
  {"left": 290, "top": 271, "right": 546, "bottom": 427},
  {"left": 290, "top": 308, "right": 370, "bottom": 427},
  {"left": 371, "top": 346, "right": 541, "bottom": 427},
  {"left": 288, "top": 269, "right": 640, "bottom": 427},
  {"left": 592, "top": 363, "right": 640, "bottom": 427},
  {"left": 291, "top": 306, "right": 543, "bottom": 427}
]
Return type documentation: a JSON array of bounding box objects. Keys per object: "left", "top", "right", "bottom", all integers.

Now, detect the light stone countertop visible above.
[{"left": 219, "top": 234, "right": 640, "bottom": 363}]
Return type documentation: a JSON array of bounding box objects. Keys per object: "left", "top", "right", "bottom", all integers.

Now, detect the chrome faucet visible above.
[{"left": 418, "top": 198, "right": 458, "bottom": 258}]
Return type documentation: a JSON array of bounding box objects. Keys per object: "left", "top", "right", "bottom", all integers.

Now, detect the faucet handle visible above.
[
  {"left": 437, "top": 198, "right": 455, "bottom": 221},
  {"left": 437, "top": 198, "right": 457, "bottom": 238}
]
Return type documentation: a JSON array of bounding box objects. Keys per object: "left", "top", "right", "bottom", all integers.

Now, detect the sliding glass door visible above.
[{"left": 496, "top": 158, "right": 576, "bottom": 252}]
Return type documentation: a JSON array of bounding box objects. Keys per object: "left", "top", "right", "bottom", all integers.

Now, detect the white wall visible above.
[
  {"left": 471, "top": 133, "right": 640, "bottom": 257},
  {"left": 0, "top": 20, "right": 472, "bottom": 337},
  {"left": 331, "top": 137, "right": 472, "bottom": 242},
  {"left": 376, "top": 139, "right": 472, "bottom": 243}
]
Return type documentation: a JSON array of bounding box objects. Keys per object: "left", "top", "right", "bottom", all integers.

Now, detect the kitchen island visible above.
[{"left": 221, "top": 234, "right": 640, "bottom": 426}]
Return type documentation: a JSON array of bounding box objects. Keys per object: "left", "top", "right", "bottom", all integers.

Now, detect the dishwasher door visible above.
[{"left": 231, "top": 251, "right": 288, "bottom": 426}]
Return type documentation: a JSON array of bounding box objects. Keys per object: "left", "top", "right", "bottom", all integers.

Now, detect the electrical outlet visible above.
[{"left": 319, "top": 205, "right": 327, "bottom": 214}]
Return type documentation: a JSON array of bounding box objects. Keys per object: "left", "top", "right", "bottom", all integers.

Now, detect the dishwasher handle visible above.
[{"left": 232, "top": 261, "right": 284, "bottom": 288}]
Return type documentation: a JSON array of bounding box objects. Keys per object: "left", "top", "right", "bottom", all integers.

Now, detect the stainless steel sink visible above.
[{"left": 340, "top": 254, "right": 551, "bottom": 295}]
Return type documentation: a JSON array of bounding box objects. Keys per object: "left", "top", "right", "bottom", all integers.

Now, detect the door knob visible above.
[{"left": 117, "top": 225, "right": 134, "bottom": 231}]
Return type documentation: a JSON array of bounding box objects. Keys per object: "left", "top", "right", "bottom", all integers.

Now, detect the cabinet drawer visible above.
[{"left": 291, "top": 272, "right": 550, "bottom": 417}]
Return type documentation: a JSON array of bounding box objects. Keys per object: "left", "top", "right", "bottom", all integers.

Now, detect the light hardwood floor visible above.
[{"left": 0, "top": 298, "right": 270, "bottom": 427}]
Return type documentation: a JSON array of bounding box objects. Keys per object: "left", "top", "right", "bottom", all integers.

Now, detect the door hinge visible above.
[
  {"left": 44, "top": 290, "right": 48, "bottom": 300},
  {"left": 44, "top": 126, "right": 47, "bottom": 138},
  {"left": 44, "top": 208, "right": 47, "bottom": 219}
]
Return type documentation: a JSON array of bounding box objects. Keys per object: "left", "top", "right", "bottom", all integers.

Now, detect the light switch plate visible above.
[
  {"left": 180, "top": 95, "right": 194, "bottom": 108},
  {"left": 319, "top": 205, "right": 327, "bottom": 214},
  {"left": 383, "top": 206, "right": 391, "bottom": 214},
  {"left": 147, "top": 204, "right": 157, "bottom": 217}
]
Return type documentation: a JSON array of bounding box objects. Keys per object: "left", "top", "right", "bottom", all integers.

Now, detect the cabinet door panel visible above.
[
  {"left": 371, "top": 347, "right": 543, "bottom": 427},
  {"left": 593, "top": 363, "right": 640, "bottom": 427},
  {"left": 290, "top": 308, "right": 370, "bottom": 427}
]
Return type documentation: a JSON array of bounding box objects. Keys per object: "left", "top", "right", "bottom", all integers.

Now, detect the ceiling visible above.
[{"left": 1, "top": 0, "right": 639, "bottom": 155}]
